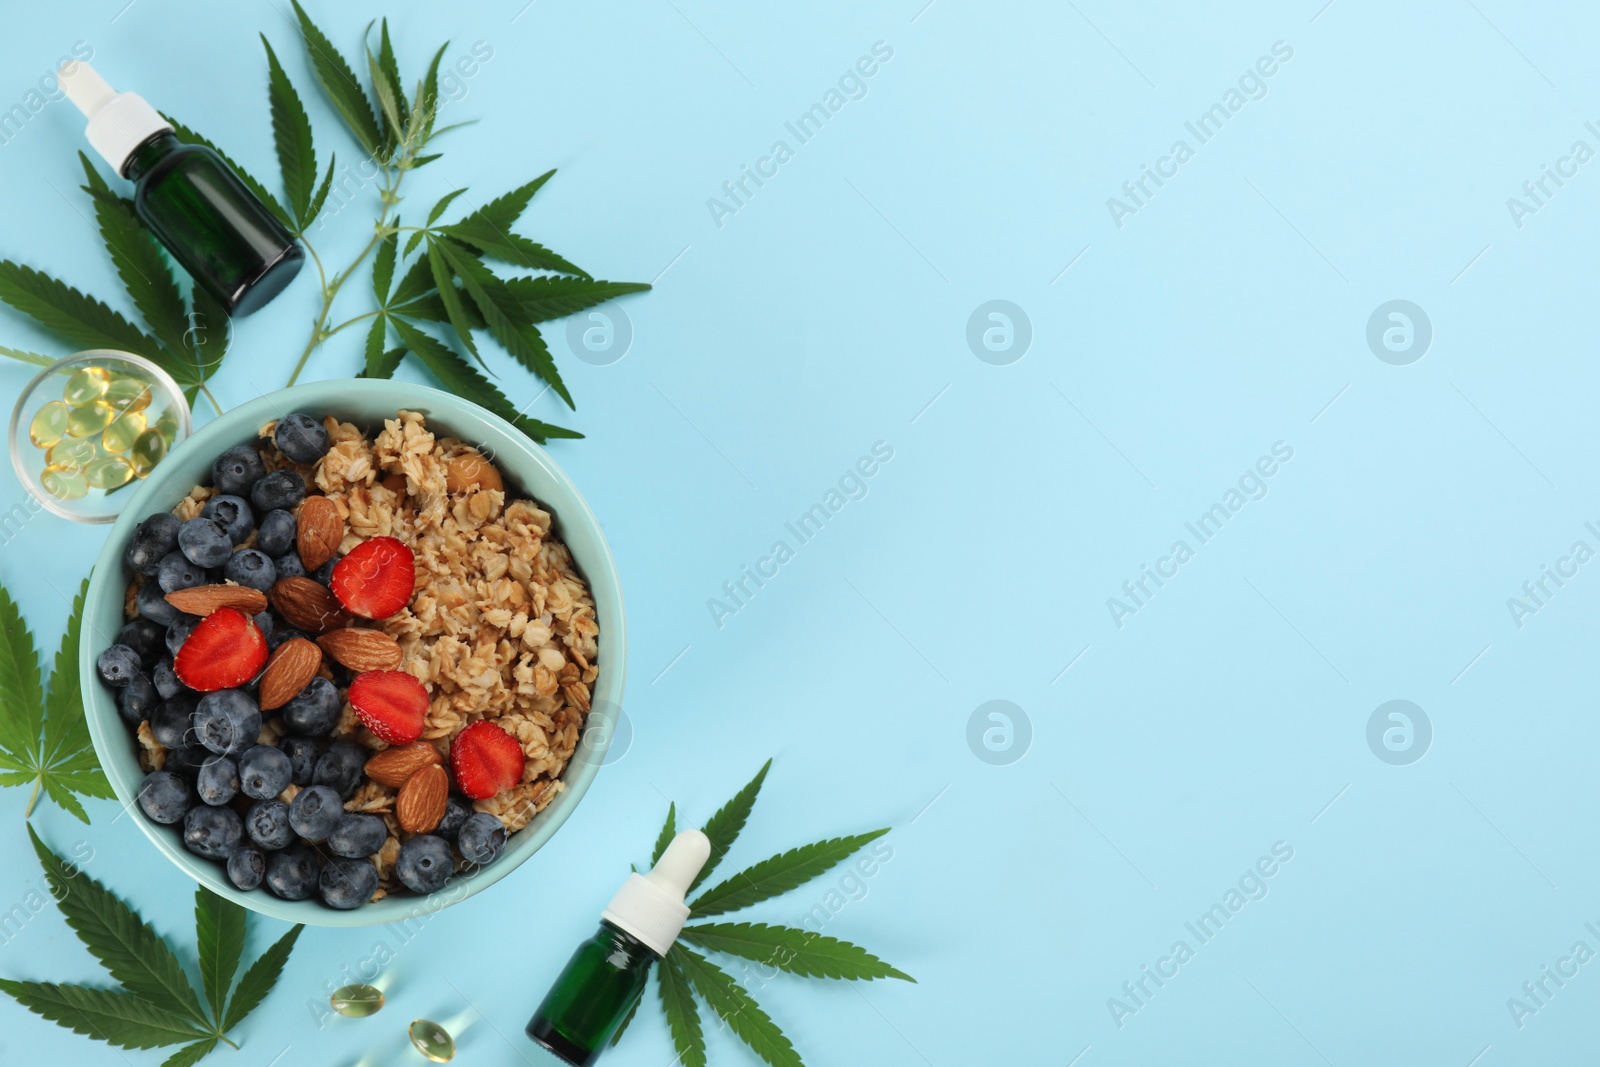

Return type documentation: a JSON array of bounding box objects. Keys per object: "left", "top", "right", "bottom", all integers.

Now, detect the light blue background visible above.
[{"left": 0, "top": 0, "right": 1596, "bottom": 1063}]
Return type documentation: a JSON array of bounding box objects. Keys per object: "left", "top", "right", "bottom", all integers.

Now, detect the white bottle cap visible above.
[
  {"left": 600, "top": 830, "right": 711, "bottom": 957},
  {"left": 58, "top": 60, "right": 172, "bottom": 175}
]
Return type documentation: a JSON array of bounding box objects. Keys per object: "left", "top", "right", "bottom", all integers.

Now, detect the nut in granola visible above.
[
  {"left": 364, "top": 741, "right": 443, "bottom": 788},
  {"left": 270, "top": 576, "right": 350, "bottom": 634},
  {"left": 257, "top": 637, "right": 323, "bottom": 711},
  {"left": 395, "top": 763, "right": 448, "bottom": 833},
  {"left": 317, "top": 627, "right": 403, "bottom": 671},
  {"left": 296, "top": 495, "right": 344, "bottom": 571},
  {"left": 163, "top": 584, "right": 268, "bottom": 617}
]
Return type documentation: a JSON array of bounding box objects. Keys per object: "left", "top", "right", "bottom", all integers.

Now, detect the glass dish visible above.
[{"left": 8, "top": 350, "right": 191, "bottom": 523}]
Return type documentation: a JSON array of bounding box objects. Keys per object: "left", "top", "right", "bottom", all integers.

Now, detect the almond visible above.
[
  {"left": 164, "top": 584, "right": 268, "bottom": 617},
  {"left": 270, "top": 576, "right": 350, "bottom": 634},
  {"left": 317, "top": 627, "right": 403, "bottom": 671},
  {"left": 380, "top": 471, "right": 407, "bottom": 494},
  {"left": 446, "top": 451, "right": 503, "bottom": 493},
  {"left": 396, "top": 763, "right": 448, "bottom": 833},
  {"left": 257, "top": 638, "right": 322, "bottom": 711},
  {"left": 364, "top": 741, "right": 443, "bottom": 789},
  {"left": 296, "top": 495, "right": 344, "bottom": 571}
]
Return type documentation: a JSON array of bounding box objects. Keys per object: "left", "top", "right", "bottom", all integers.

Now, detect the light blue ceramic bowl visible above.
[{"left": 81, "top": 379, "right": 625, "bottom": 926}]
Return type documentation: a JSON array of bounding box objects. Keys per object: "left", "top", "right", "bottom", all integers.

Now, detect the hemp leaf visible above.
[
  {"left": 0, "top": 828, "right": 302, "bottom": 1060},
  {"left": 615, "top": 761, "right": 913, "bottom": 1067},
  {"left": 0, "top": 577, "right": 113, "bottom": 822}
]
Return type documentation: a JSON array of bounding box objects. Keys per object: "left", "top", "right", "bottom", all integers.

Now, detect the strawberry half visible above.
[
  {"left": 347, "top": 669, "right": 428, "bottom": 745},
  {"left": 331, "top": 536, "right": 415, "bottom": 619},
  {"left": 174, "top": 607, "right": 267, "bottom": 692},
  {"left": 449, "top": 720, "right": 526, "bottom": 800}
]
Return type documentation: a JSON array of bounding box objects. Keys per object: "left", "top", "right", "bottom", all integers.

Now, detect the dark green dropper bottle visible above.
[
  {"left": 59, "top": 61, "right": 303, "bottom": 317},
  {"left": 527, "top": 831, "right": 711, "bottom": 1066}
]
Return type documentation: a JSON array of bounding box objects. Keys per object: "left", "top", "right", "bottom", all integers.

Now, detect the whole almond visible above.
[
  {"left": 364, "top": 741, "right": 443, "bottom": 789},
  {"left": 257, "top": 638, "right": 322, "bottom": 711},
  {"left": 270, "top": 576, "right": 350, "bottom": 634},
  {"left": 317, "top": 628, "right": 403, "bottom": 671},
  {"left": 296, "top": 496, "right": 344, "bottom": 571},
  {"left": 164, "top": 584, "right": 268, "bottom": 617},
  {"left": 396, "top": 763, "right": 448, "bottom": 833},
  {"left": 446, "top": 451, "right": 503, "bottom": 493}
]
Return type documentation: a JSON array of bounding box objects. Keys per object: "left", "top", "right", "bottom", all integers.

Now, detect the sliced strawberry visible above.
[
  {"left": 331, "top": 536, "right": 415, "bottom": 619},
  {"left": 174, "top": 607, "right": 267, "bottom": 692},
  {"left": 347, "top": 669, "right": 428, "bottom": 745},
  {"left": 449, "top": 720, "right": 526, "bottom": 800}
]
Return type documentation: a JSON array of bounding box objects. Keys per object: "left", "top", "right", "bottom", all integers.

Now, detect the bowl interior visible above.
[{"left": 81, "top": 380, "right": 625, "bottom": 926}]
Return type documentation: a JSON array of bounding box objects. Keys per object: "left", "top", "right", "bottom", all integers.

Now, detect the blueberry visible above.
[
  {"left": 272, "top": 551, "right": 306, "bottom": 580},
  {"left": 165, "top": 614, "right": 201, "bottom": 657},
  {"left": 178, "top": 517, "right": 232, "bottom": 568},
  {"left": 157, "top": 550, "right": 208, "bottom": 593},
  {"left": 164, "top": 743, "right": 210, "bottom": 778},
  {"left": 137, "top": 580, "right": 185, "bottom": 627},
  {"left": 267, "top": 626, "right": 310, "bottom": 653},
  {"left": 275, "top": 414, "right": 331, "bottom": 465},
  {"left": 115, "top": 618, "right": 165, "bottom": 664},
  {"left": 213, "top": 444, "right": 266, "bottom": 496},
  {"left": 312, "top": 554, "right": 340, "bottom": 586},
  {"left": 327, "top": 813, "right": 387, "bottom": 858},
  {"left": 244, "top": 798, "right": 295, "bottom": 850},
  {"left": 457, "top": 813, "right": 507, "bottom": 866},
  {"left": 257, "top": 509, "right": 296, "bottom": 557},
  {"left": 282, "top": 677, "right": 341, "bottom": 736},
  {"left": 152, "top": 658, "right": 185, "bottom": 700},
  {"left": 288, "top": 783, "right": 343, "bottom": 841},
  {"left": 227, "top": 847, "right": 266, "bottom": 890},
  {"left": 280, "top": 735, "right": 321, "bottom": 784},
  {"left": 201, "top": 494, "right": 255, "bottom": 545},
  {"left": 319, "top": 857, "right": 378, "bottom": 909},
  {"left": 223, "top": 549, "right": 277, "bottom": 592},
  {"left": 136, "top": 770, "right": 193, "bottom": 824},
  {"left": 251, "top": 470, "right": 305, "bottom": 514},
  {"left": 126, "top": 513, "right": 181, "bottom": 577},
  {"left": 97, "top": 644, "right": 142, "bottom": 687},
  {"left": 396, "top": 835, "right": 453, "bottom": 894},
  {"left": 192, "top": 689, "right": 261, "bottom": 757},
  {"left": 313, "top": 740, "right": 365, "bottom": 798},
  {"left": 253, "top": 613, "right": 275, "bottom": 643},
  {"left": 151, "top": 694, "right": 199, "bottom": 748},
  {"left": 435, "top": 795, "right": 472, "bottom": 840},
  {"left": 116, "top": 672, "right": 158, "bottom": 727},
  {"left": 182, "top": 804, "right": 243, "bottom": 860},
  {"left": 239, "top": 745, "right": 292, "bottom": 799},
  {"left": 265, "top": 845, "right": 321, "bottom": 900},
  {"left": 196, "top": 755, "right": 240, "bottom": 806}
]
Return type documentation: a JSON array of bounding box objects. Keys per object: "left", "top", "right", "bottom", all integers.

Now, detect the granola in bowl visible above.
[{"left": 105, "top": 409, "right": 599, "bottom": 908}]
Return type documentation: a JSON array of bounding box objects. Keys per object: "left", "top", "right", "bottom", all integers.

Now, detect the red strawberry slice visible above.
[
  {"left": 331, "top": 536, "right": 415, "bottom": 619},
  {"left": 347, "top": 669, "right": 428, "bottom": 745},
  {"left": 174, "top": 607, "right": 267, "bottom": 692},
  {"left": 449, "top": 720, "right": 526, "bottom": 800}
]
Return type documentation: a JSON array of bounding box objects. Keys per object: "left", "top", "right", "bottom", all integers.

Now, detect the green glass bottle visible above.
[
  {"left": 526, "top": 831, "right": 711, "bottom": 1066},
  {"left": 59, "top": 61, "right": 303, "bottom": 317}
]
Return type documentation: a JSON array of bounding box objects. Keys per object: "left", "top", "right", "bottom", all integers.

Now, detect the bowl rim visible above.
[
  {"left": 8, "top": 349, "right": 193, "bottom": 524},
  {"left": 81, "top": 380, "right": 625, "bottom": 926}
]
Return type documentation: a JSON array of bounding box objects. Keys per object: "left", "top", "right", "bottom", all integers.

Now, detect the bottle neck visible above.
[
  {"left": 598, "top": 920, "right": 663, "bottom": 964},
  {"left": 121, "top": 131, "right": 179, "bottom": 181}
]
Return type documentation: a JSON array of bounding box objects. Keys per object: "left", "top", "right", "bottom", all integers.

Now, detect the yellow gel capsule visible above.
[
  {"left": 408, "top": 1020, "right": 454, "bottom": 1062},
  {"left": 67, "top": 401, "right": 114, "bottom": 437},
  {"left": 329, "top": 984, "right": 385, "bottom": 1018},
  {"left": 29, "top": 401, "right": 69, "bottom": 448},
  {"left": 131, "top": 428, "right": 167, "bottom": 477},
  {"left": 154, "top": 409, "right": 179, "bottom": 440},
  {"left": 102, "top": 410, "right": 147, "bottom": 453},
  {"left": 40, "top": 465, "right": 88, "bottom": 501},
  {"left": 62, "top": 366, "right": 110, "bottom": 405},
  {"left": 104, "top": 376, "right": 152, "bottom": 413},
  {"left": 85, "top": 455, "right": 133, "bottom": 489},
  {"left": 47, "top": 437, "right": 96, "bottom": 471}
]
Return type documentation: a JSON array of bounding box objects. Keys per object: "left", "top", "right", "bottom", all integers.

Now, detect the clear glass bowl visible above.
[{"left": 8, "top": 350, "right": 191, "bottom": 523}]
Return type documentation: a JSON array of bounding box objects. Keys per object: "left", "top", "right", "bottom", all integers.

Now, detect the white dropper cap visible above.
[
  {"left": 57, "top": 61, "right": 172, "bottom": 175},
  {"left": 600, "top": 830, "right": 712, "bottom": 957}
]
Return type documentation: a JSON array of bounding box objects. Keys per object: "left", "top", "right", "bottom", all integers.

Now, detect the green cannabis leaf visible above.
[
  {"left": 0, "top": 577, "right": 112, "bottom": 822},
  {"left": 615, "top": 762, "right": 913, "bottom": 1067},
  {"left": 1, "top": 10, "right": 646, "bottom": 447},
  {"left": 0, "top": 828, "right": 302, "bottom": 1059}
]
